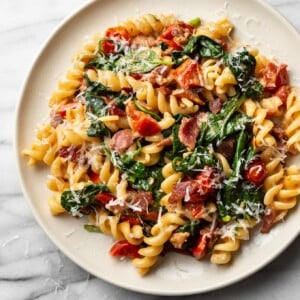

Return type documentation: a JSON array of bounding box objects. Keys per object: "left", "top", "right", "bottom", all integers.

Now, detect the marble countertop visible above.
[{"left": 1, "top": 0, "right": 299, "bottom": 299}]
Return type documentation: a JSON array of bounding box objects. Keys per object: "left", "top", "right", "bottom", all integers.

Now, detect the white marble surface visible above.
[{"left": 1, "top": 0, "right": 299, "bottom": 299}]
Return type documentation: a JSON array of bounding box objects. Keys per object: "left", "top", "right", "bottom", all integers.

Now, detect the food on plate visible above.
[{"left": 22, "top": 14, "right": 300, "bottom": 275}]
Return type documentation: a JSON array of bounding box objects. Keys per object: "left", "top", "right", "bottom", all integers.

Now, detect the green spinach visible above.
[
  {"left": 133, "top": 99, "right": 161, "bottom": 121},
  {"left": 218, "top": 131, "right": 264, "bottom": 220},
  {"left": 203, "top": 95, "right": 247, "bottom": 144},
  {"left": 184, "top": 35, "right": 224, "bottom": 58},
  {"left": 172, "top": 145, "right": 217, "bottom": 174},
  {"left": 224, "top": 48, "right": 263, "bottom": 99},
  {"left": 116, "top": 48, "right": 171, "bottom": 74},
  {"left": 61, "top": 183, "right": 109, "bottom": 215}
]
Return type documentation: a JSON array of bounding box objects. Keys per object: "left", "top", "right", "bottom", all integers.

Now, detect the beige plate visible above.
[{"left": 15, "top": 0, "right": 300, "bottom": 295}]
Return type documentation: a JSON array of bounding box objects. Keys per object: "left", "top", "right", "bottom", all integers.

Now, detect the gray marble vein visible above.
[{"left": 1, "top": 0, "right": 300, "bottom": 299}]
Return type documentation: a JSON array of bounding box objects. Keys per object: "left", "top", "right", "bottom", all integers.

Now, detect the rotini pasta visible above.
[{"left": 22, "top": 14, "right": 300, "bottom": 275}]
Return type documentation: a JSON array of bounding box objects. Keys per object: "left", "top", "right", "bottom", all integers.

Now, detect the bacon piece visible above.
[
  {"left": 262, "top": 62, "right": 289, "bottom": 91},
  {"left": 57, "top": 146, "right": 81, "bottom": 163},
  {"left": 160, "top": 21, "right": 193, "bottom": 47},
  {"left": 169, "top": 167, "right": 220, "bottom": 205},
  {"left": 157, "top": 136, "right": 173, "bottom": 147},
  {"left": 169, "top": 180, "right": 206, "bottom": 205},
  {"left": 108, "top": 104, "right": 126, "bottom": 117},
  {"left": 110, "top": 129, "right": 135, "bottom": 154},
  {"left": 157, "top": 86, "right": 172, "bottom": 95},
  {"left": 178, "top": 117, "right": 200, "bottom": 150},
  {"left": 173, "top": 88, "right": 205, "bottom": 105},
  {"left": 274, "top": 85, "right": 290, "bottom": 104},
  {"left": 144, "top": 66, "right": 174, "bottom": 86},
  {"left": 131, "top": 34, "right": 155, "bottom": 48},
  {"left": 261, "top": 207, "right": 277, "bottom": 233},
  {"left": 194, "top": 166, "right": 220, "bottom": 195},
  {"left": 130, "top": 191, "right": 153, "bottom": 214},
  {"left": 50, "top": 111, "right": 63, "bottom": 128},
  {"left": 272, "top": 125, "right": 287, "bottom": 146},
  {"left": 184, "top": 202, "right": 205, "bottom": 219},
  {"left": 170, "top": 232, "right": 190, "bottom": 249},
  {"left": 217, "top": 137, "right": 236, "bottom": 162},
  {"left": 209, "top": 98, "right": 223, "bottom": 114}
]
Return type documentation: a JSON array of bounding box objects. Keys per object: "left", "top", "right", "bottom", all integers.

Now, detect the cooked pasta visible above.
[{"left": 22, "top": 14, "right": 300, "bottom": 275}]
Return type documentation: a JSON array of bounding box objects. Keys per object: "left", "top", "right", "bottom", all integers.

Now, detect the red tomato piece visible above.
[
  {"left": 105, "top": 26, "right": 130, "bottom": 41},
  {"left": 88, "top": 170, "right": 100, "bottom": 183},
  {"left": 133, "top": 114, "right": 161, "bottom": 136},
  {"left": 120, "top": 215, "right": 142, "bottom": 226},
  {"left": 109, "top": 241, "right": 140, "bottom": 259},
  {"left": 185, "top": 202, "right": 204, "bottom": 219},
  {"left": 192, "top": 234, "right": 209, "bottom": 260},
  {"left": 160, "top": 38, "right": 183, "bottom": 51},
  {"left": 244, "top": 158, "right": 267, "bottom": 186},
  {"left": 100, "top": 40, "right": 116, "bottom": 54},
  {"left": 126, "top": 101, "right": 161, "bottom": 136},
  {"left": 141, "top": 211, "right": 159, "bottom": 222},
  {"left": 173, "top": 59, "right": 202, "bottom": 89},
  {"left": 95, "top": 193, "right": 116, "bottom": 205},
  {"left": 57, "top": 102, "right": 79, "bottom": 118}
]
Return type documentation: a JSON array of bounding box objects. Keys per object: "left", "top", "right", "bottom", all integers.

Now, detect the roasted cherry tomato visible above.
[
  {"left": 88, "top": 170, "right": 100, "bottom": 183},
  {"left": 160, "top": 38, "right": 183, "bottom": 51},
  {"left": 126, "top": 101, "right": 161, "bottom": 136},
  {"left": 192, "top": 234, "right": 210, "bottom": 260},
  {"left": 95, "top": 192, "right": 116, "bottom": 205},
  {"left": 105, "top": 26, "right": 130, "bottom": 41},
  {"left": 99, "top": 39, "right": 116, "bottom": 54},
  {"left": 109, "top": 241, "right": 140, "bottom": 259},
  {"left": 173, "top": 59, "right": 202, "bottom": 89},
  {"left": 244, "top": 158, "right": 267, "bottom": 186},
  {"left": 120, "top": 215, "right": 142, "bottom": 226},
  {"left": 100, "top": 26, "right": 131, "bottom": 54}
]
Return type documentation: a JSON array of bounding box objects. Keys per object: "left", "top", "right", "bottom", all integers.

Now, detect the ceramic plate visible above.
[{"left": 15, "top": 0, "right": 300, "bottom": 295}]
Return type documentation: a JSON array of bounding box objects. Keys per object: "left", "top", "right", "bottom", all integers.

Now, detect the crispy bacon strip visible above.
[
  {"left": 110, "top": 129, "right": 135, "bottom": 154},
  {"left": 178, "top": 117, "right": 200, "bottom": 150}
]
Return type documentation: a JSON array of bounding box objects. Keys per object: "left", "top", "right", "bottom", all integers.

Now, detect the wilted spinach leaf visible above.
[
  {"left": 224, "top": 48, "right": 263, "bottom": 99},
  {"left": 184, "top": 35, "right": 224, "bottom": 58},
  {"left": 61, "top": 184, "right": 109, "bottom": 216}
]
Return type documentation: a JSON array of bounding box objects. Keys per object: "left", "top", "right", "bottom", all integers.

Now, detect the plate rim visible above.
[{"left": 14, "top": 0, "right": 300, "bottom": 295}]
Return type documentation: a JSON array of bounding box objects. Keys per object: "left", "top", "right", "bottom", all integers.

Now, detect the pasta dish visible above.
[{"left": 22, "top": 14, "right": 300, "bottom": 275}]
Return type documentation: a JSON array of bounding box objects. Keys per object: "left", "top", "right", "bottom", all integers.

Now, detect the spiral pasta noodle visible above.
[
  {"left": 284, "top": 90, "right": 300, "bottom": 153},
  {"left": 132, "top": 212, "right": 186, "bottom": 275},
  {"left": 119, "top": 14, "right": 176, "bottom": 37},
  {"left": 241, "top": 98, "right": 276, "bottom": 149}
]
